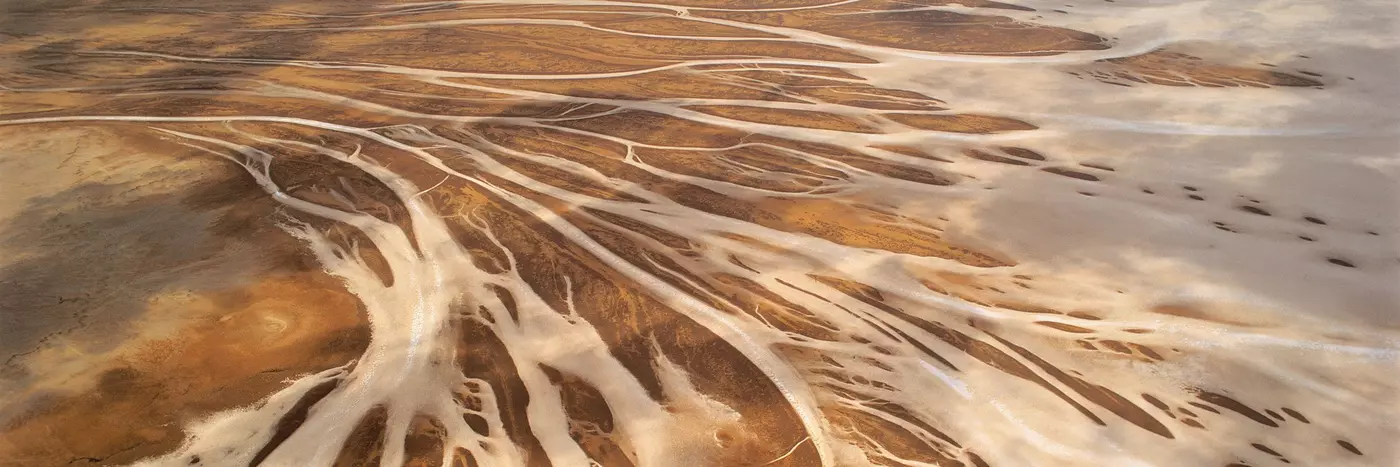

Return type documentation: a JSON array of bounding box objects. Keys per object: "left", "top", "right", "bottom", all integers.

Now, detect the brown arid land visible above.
[{"left": 1, "top": 0, "right": 1397, "bottom": 466}]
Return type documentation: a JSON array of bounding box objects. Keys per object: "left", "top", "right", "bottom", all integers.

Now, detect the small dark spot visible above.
[
  {"left": 1327, "top": 258, "right": 1355, "bottom": 268},
  {"left": 1079, "top": 191, "right": 1098, "bottom": 197},
  {"left": 1188, "top": 195, "right": 1205, "bottom": 201},
  {"left": 1238, "top": 205, "right": 1271, "bottom": 216},
  {"left": 1141, "top": 394, "right": 1170, "bottom": 411},
  {"left": 1337, "top": 440, "right": 1362, "bottom": 455},
  {"left": 1053, "top": 9, "right": 1068, "bottom": 13},
  {"left": 1142, "top": 188, "right": 1155, "bottom": 194},
  {"left": 189, "top": 456, "right": 201, "bottom": 465},
  {"left": 1367, "top": 230, "right": 1379, "bottom": 236},
  {"left": 965, "top": 149, "right": 1030, "bottom": 166},
  {"left": 998, "top": 146, "right": 1047, "bottom": 161},
  {"left": 1298, "top": 70, "right": 1322, "bottom": 77},
  {"left": 1182, "top": 186, "right": 1198, "bottom": 191},
  {"left": 1303, "top": 216, "right": 1326, "bottom": 225},
  {"left": 1280, "top": 408, "right": 1309, "bottom": 423},
  {"left": 1347, "top": 77, "right": 1355, "bottom": 80},
  {"left": 1298, "top": 55, "right": 1310, "bottom": 58},
  {"left": 1297, "top": 235, "right": 1315, "bottom": 242},
  {"left": 1042, "top": 167, "right": 1101, "bottom": 181},
  {"left": 1080, "top": 162, "right": 1116, "bottom": 171},
  {"left": 1261, "top": 62, "right": 1277, "bottom": 67},
  {"left": 1252, "top": 443, "right": 1282, "bottom": 456}
]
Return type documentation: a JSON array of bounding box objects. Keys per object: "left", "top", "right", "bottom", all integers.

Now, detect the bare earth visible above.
[{"left": 1, "top": 0, "right": 1397, "bottom": 466}]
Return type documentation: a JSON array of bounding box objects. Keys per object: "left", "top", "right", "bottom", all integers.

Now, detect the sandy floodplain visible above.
[{"left": 0, "top": 0, "right": 1397, "bottom": 466}]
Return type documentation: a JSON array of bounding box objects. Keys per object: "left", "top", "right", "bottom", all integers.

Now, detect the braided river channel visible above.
[{"left": 1, "top": 0, "right": 1397, "bottom": 465}]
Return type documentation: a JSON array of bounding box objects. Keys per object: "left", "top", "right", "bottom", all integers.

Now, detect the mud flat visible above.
[{"left": 1, "top": 0, "right": 1396, "bottom": 466}]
